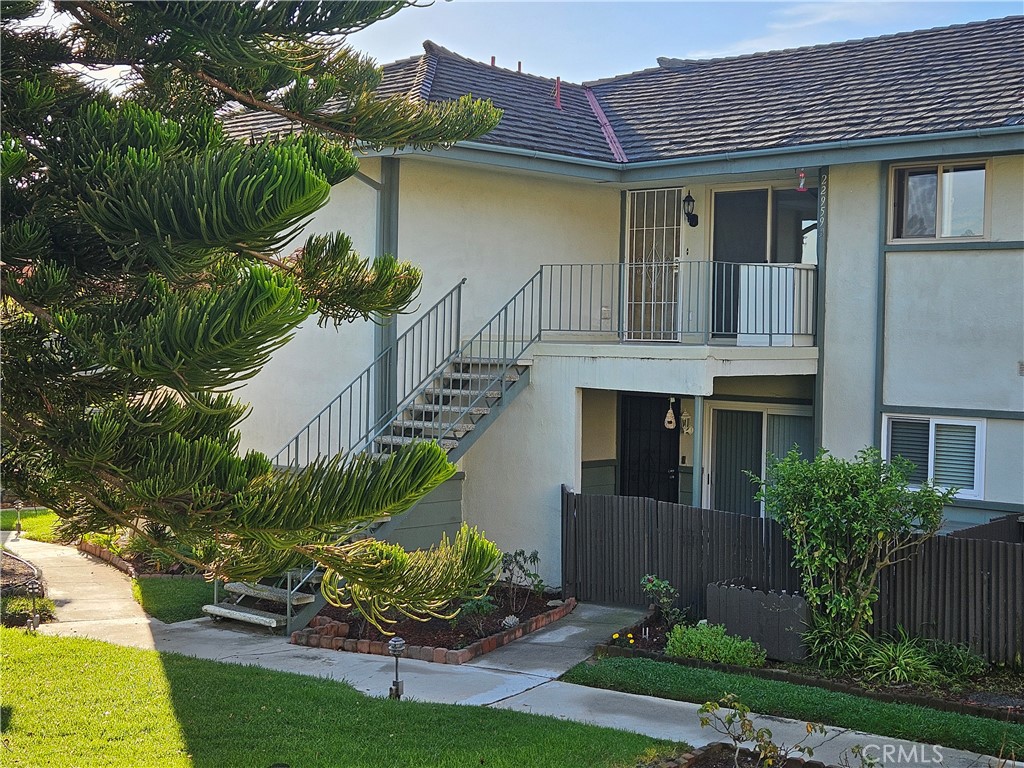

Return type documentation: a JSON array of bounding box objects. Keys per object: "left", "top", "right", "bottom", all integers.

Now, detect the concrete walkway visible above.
[{"left": 3, "top": 533, "right": 1016, "bottom": 768}]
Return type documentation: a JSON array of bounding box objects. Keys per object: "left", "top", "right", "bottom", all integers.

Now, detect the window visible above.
[
  {"left": 891, "top": 163, "right": 986, "bottom": 240},
  {"left": 883, "top": 415, "right": 985, "bottom": 498}
]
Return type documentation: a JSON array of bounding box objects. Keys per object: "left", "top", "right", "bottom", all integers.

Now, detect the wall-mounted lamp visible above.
[
  {"left": 664, "top": 397, "right": 677, "bottom": 430},
  {"left": 679, "top": 407, "right": 694, "bottom": 436},
  {"left": 682, "top": 192, "right": 699, "bottom": 227}
]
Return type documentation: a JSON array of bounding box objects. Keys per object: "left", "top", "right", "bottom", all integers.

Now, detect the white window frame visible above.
[
  {"left": 887, "top": 160, "right": 990, "bottom": 243},
  {"left": 881, "top": 414, "right": 986, "bottom": 499}
]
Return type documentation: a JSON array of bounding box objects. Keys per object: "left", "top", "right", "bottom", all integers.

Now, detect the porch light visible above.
[
  {"left": 682, "top": 192, "right": 698, "bottom": 227},
  {"left": 679, "top": 408, "right": 694, "bottom": 436},
  {"left": 664, "top": 397, "right": 677, "bottom": 430},
  {"left": 797, "top": 169, "right": 807, "bottom": 192}
]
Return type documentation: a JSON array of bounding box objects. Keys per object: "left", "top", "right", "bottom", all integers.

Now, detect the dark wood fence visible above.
[{"left": 561, "top": 488, "right": 1024, "bottom": 665}]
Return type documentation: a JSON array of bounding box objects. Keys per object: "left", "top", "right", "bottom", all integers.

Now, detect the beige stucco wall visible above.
[
  {"left": 988, "top": 154, "right": 1024, "bottom": 241},
  {"left": 396, "top": 158, "right": 621, "bottom": 332},
  {"left": 237, "top": 159, "right": 381, "bottom": 455},
  {"left": 581, "top": 389, "right": 618, "bottom": 462},
  {"left": 883, "top": 250, "right": 1023, "bottom": 410},
  {"left": 818, "top": 162, "right": 884, "bottom": 459}
]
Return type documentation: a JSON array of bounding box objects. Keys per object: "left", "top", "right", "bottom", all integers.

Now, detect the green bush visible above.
[
  {"left": 862, "top": 630, "right": 939, "bottom": 686},
  {"left": 1, "top": 595, "right": 57, "bottom": 627},
  {"left": 665, "top": 622, "right": 766, "bottom": 667},
  {"left": 921, "top": 639, "right": 987, "bottom": 682}
]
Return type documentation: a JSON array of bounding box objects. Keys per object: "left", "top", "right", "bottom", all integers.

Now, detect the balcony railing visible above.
[{"left": 539, "top": 261, "right": 816, "bottom": 346}]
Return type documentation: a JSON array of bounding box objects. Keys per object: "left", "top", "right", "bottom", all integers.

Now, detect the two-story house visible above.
[{"left": 230, "top": 16, "right": 1024, "bottom": 586}]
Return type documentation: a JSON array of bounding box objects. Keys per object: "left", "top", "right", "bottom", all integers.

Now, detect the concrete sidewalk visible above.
[{"left": 3, "top": 533, "right": 1015, "bottom": 768}]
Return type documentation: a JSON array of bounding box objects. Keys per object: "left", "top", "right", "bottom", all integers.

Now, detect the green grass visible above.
[
  {"left": 0, "top": 508, "right": 60, "bottom": 542},
  {"left": 1, "top": 595, "right": 57, "bottom": 627},
  {"left": 132, "top": 578, "right": 216, "bottom": 623},
  {"left": 563, "top": 657, "right": 1024, "bottom": 757},
  {"left": 1, "top": 630, "right": 681, "bottom": 768}
]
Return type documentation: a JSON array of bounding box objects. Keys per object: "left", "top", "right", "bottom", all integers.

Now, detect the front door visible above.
[
  {"left": 626, "top": 189, "right": 683, "bottom": 341},
  {"left": 712, "top": 190, "right": 768, "bottom": 336},
  {"left": 619, "top": 394, "right": 680, "bottom": 502}
]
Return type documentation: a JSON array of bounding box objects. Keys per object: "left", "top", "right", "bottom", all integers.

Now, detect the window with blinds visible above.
[{"left": 884, "top": 416, "right": 984, "bottom": 498}]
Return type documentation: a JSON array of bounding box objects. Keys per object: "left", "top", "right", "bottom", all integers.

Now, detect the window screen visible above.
[{"left": 888, "top": 419, "right": 929, "bottom": 485}]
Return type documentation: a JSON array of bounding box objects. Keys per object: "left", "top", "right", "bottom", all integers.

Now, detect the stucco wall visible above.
[
  {"left": 237, "top": 159, "right": 381, "bottom": 455},
  {"left": 581, "top": 389, "right": 618, "bottom": 462},
  {"left": 983, "top": 419, "right": 1024, "bottom": 505},
  {"left": 396, "top": 158, "right": 621, "bottom": 333},
  {"left": 819, "top": 162, "right": 883, "bottom": 458},
  {"left": 883, "top": 250, "right": 1023, "bottom": 410}
]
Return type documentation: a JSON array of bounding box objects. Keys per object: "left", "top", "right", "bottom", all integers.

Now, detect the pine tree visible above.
[{"left": 1, "top": 0, "right": 504, "bottom": 628}]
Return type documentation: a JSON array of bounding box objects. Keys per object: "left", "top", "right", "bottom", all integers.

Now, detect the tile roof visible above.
[
  {"left": 223, "top": 15, "right": 1024, "bottom": 165},
  {"left": 589, "top": 15, "right": 1024, "bottom": 162}
]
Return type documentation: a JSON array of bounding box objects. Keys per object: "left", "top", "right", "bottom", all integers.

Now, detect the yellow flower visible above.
[
  {"left": 612, "top": 633, "right": 619, "bottom": 640},
  {"left": 629, "top": 639, "right": 635, "bottom": 644},
  {"left": 627, "top": 633, "right": 633, "bottom": 638}
]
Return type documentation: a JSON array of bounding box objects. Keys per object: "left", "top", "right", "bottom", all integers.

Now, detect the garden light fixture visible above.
[{"left": 388, "top": 636, "right": 406, "bottom": 700}]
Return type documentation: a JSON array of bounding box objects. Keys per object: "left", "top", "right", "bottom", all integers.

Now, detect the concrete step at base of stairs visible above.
[{"left": 202, "top": 603, "right": 288, "bottom": 628}]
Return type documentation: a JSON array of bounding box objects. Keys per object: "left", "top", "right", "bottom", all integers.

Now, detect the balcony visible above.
[{"left": 538, "top": 261, "right": 817, "bottom": 347}]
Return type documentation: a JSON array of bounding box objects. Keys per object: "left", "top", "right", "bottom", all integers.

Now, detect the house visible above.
[{"left": 230, "top": 16, "right": 1024, "bottom": 586}]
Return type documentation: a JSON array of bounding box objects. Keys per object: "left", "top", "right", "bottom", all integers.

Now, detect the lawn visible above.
[
  {"left": 132, "top": 578, "right": 215, "bottom": 623},
  {"left": 2, "top": 630, "right": 682, "bottom": 768},
  {"left": 0, "top": 508, "right": 60, "bottom": 543},
  {"left": 563, "top": 656, "right": 1024, "bottom": 757}
]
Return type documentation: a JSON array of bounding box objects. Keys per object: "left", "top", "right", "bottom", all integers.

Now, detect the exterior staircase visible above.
[{"left": 203, "top": 274, "right": 541, "bottom": 633}]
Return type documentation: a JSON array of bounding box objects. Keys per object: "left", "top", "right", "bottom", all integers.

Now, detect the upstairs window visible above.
[
  {"left": 883, "top": 415, "right": 985, "bottom": 499},
  {"left": 891, "top": 163, "right": 986, "bottom": 240}
]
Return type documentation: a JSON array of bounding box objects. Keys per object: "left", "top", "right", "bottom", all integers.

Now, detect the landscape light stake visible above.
[
  {"left": 26, "top": 579, "right": 42, "bottom": 631},
  {"left": 388, "top": 636, "right": 406, "bottom": 700}
]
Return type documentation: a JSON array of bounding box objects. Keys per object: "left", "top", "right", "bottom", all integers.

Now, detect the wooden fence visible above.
[{"left": 561, "top": 487, "right": 1024, "bottom": 665}]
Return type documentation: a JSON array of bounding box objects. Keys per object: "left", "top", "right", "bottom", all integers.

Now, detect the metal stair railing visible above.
[
  {"left": 272, "top": 278, "right": 466, "bottom": 468},
  {"left": 378, "top": 270, "right": 544, "bottom": 445}
]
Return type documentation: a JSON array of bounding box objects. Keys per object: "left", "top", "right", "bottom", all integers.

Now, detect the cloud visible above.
[{"left": 685, "top": 1, "right": 910, "bottom": 58}]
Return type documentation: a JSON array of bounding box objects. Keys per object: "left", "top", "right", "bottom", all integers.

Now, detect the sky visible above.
[{"left": 348, "top": 1, "right": 1022, "bottom": 83}]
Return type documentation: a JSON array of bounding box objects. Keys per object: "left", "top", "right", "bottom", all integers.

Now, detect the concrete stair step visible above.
[
  {"left": 391, "top": 419, "right": 476, "bottom": 436},
  {"left": 202, "top": 603, "right": 287, "bottom": 628},
  {"left": 412, "top": 404, "right": 491, "bottom": 418},
  {"left": 223, "top": 582, "right": 315, "bottom": 605},
  {"left": 425, "top": 386, "right": 502, "bottom": 399},
  {"left": 374, "top": 434, "right": 460, "bottom": 451},
  {"left": 444, "top": 371, "right": 519, "bottom": 382}
]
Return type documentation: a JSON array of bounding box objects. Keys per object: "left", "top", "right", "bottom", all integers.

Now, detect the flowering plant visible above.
[{"left": 609, "top": 631, "right": 636, "bottom": 648}]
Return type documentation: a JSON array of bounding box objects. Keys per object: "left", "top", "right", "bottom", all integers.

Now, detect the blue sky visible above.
[{"left": 349, "top": 1, "right": 1021, "bottom": 83}]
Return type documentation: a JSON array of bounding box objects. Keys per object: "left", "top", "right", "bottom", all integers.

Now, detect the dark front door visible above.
[
  {"left": 619, "top": 394, "right": 680, "bottom": 502},
  {"left": 711, "top": 408, "right": 763, "bottom": 516}
]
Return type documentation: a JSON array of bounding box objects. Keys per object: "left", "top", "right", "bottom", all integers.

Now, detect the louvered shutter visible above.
[
  {"left": 889, "top": 419, "right": 929, "bottom": 484},
  {"left": 934, "top": 423, "right": 977, "bottom": 490}
]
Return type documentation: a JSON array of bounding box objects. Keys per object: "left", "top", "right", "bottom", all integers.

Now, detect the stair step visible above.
[
  {"left": 223, "top": 582, "right": 315, "bottom": 605},
  {"left": 203, "top": 603, "right": 287, "bottom": 628},
  {"left": 286, "top": 568, "right": 323, "bottom": 585},
  {"left": 425, "top": 387, "right": 502, "bottom": 398},
  {"left": 444, "top": 371, "right": 519, "bottom": 383},
  {"left": 375, "top": 434, "right": 460, "bottom": 451},
  {"left": 392, "top": 419, "right": 476, "bottom": 435},
  {"left": 412, "top": 404, "right": 491, "bottom": 418}
]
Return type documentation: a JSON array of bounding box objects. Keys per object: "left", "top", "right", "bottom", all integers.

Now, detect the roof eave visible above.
[{"left": 359, "top": 125, "right": 1024, "bottom": 185}]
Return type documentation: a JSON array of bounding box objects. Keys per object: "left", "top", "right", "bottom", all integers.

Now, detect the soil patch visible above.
[
  {"left": 1, "top": 550, "right": 38, "bottom": 594},
  {"left": 638, "top": 743, "right": 831, "bottom": 768},
  {"left": 314, "top": 588, "right": 554, "bottom": 649}
]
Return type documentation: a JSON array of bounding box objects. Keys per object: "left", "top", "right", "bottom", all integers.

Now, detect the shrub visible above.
[
  {"left": 921, "top": 639, "right": 987, "bottom": 683},
  {"left": 755, "top": 448, "right": 954, "bottom": 669},
  {"left": 1, "top": 595, "right": 56, "bottom": 627},
  {"left": 501, "top": 549, "right": 543, "bottom": 614},
  {"left": 861, "top": 630, "right": 939, "bottom": 687},
  {"left": 455, "top": 594, "right": 496, "bottom": 638},
  {"left": 665, "top": 622, "right": 767, "bottom": 667},
  {"left": 640, "top": 574, "right": 687, "bottom": 628}
]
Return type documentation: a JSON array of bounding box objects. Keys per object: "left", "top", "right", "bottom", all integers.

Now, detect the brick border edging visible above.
[
  {"left": 76, "top": 541, "right": 205, "bottom": 580},
  {"left": 594, "top": 643, "right": 1024, "bottom": 725},
  {"left": 291, "top": 597, "right": 578, "bottom": 665}
]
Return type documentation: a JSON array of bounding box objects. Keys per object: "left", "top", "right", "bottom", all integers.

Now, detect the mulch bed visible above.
[
  {"left": 292, "top": 588, "right": 578, "bottom": 665},
  {"left": 604, "top": 615, "right": 1024, "bottom": 724},
  {"left": 0, "top": 550, "right": 39, "bottom": 595},
  {"left": 637, "top": 743, "right": 833, "bottom": 768}
]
